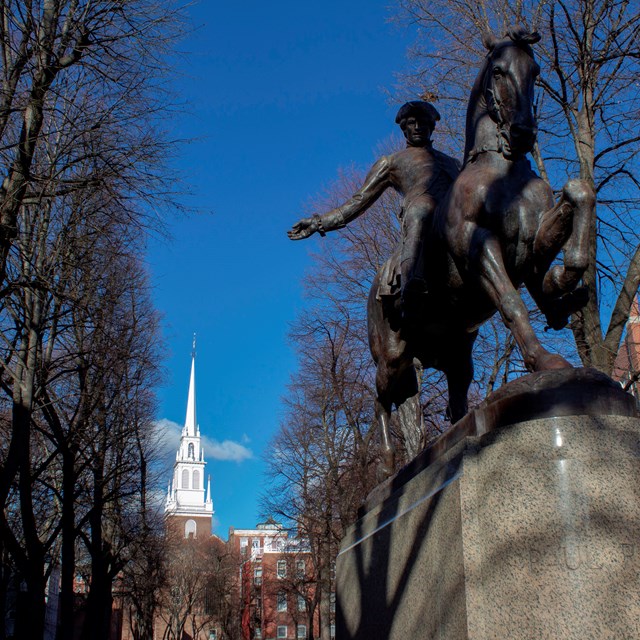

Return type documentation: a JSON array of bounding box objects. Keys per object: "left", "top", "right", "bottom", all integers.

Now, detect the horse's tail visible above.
[{"left": 367, "top": 271, "right": 384, "bottom": 365}]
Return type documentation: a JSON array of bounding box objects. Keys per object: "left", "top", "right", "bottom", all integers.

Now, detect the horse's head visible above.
[{"left": 480, "top": 27, "right": 541, "bottom": 159}]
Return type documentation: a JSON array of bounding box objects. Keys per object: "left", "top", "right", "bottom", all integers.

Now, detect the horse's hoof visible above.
[
  {"left": 544, "top": 286, "right": 589, "bottom": 330},
  {"left": 377, "top": 464, "right": 393, "bottom": 482},
  {"left": 378, "top": 451, "right": 395, "bottom": 481}
]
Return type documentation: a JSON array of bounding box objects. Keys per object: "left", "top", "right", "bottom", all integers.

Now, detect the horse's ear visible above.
[
  {"left": 482, "top": 31, "right": 498, "bottom": 51},
  {"left": 507, "top": 26, "right": 541, "bottom": 44}
]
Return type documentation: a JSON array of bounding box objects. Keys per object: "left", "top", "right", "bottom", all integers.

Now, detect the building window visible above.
[
  {"left": 254, "top": 630, "right": 262, "bottom": 639},
  {"left": 277, "top": 592, "right": 287, "bottom": 612},
  {"left": 297, "top": 595, "right": 305, "bottom": 612},
  {"left": 330, "top": 624, "right": 335, "bottom": 638},
  {"left": 277, "top": 559, "right": 287, "bottom": 578},
  {"left": 277, "top": 626, "right": 287, "bottom": 639},
  {"left": 193, "top": 469, "right": 200, "bottom": 490},
  {"left": 240, "top": 537, "right": 248, "bottom": 548},
  {"left": 330, "top": 592, "right": 336, "bottom": 613},
  {"left": 188, "top": 442, "right": 194, "bottom": 459},
  {"left": 252, "top": 538, "right": 261, "bottom": 550},
  {"left": 297, "top": 625, "right": 307, "bottom": 639},
  {"left": 296, "top": 560, "right": 305, "bottom": 577},
  {"left": 208, "top": 631, "right": 217, "bottom": 640},
  {"left": 185, "top": 519, "right": 196, "bottom": 539},
  {"left": 254, "top": 566, "right": 262, "bottom": 586},
  {"left": 181, "top": 468, "right": 190, "bottom": 489}
]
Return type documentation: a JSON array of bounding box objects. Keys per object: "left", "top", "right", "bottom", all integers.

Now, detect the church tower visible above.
[{"left": 165, "top": 338, "right": 214, "bottom": 539}]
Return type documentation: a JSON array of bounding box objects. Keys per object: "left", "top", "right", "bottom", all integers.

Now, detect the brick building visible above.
[
  {"left": 228, "top": 520, "right": 324, "bottom": 640},
  {"left": 613, "top": 297, "right": 640, "bottom": 399}
]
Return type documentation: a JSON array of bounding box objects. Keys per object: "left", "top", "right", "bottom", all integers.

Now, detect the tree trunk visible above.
[
  {"left": 81, "top": 462, "right": 113, "bottom": 640},
  {"left": 57, "top": 450, "right": 77, "bottom": 640},
  {"left": 14, "top": 569, "right": 47, "bottom": 640},
  {"left": 81, "top": 547, "right": 114, "bottom": 640}
]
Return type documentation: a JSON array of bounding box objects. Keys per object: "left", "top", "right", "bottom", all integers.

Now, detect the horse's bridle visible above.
[{"left": 466, "top": 46, "right": 534, "bottom": 165}]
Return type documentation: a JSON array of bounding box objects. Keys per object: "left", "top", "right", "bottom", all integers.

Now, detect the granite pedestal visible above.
[{"left": 336, "top": 368, "right": 640, "bottom": 640}]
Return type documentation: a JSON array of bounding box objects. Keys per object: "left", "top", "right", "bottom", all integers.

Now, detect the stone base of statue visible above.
[{"left": 336, "top": 368, "right": 640, "bottom": 640}]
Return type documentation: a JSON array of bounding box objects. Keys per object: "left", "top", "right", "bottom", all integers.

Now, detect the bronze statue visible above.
[
  {"left": 287, "top": 101, "right": 459, "bottom": 312},
  {"left": 289, "top": 28, "right": 593, "bottom": 477}
]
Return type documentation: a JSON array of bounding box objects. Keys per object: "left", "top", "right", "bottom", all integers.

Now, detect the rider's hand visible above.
[{"left": 287, "top": 217, "right": 318, "bottom": 240}]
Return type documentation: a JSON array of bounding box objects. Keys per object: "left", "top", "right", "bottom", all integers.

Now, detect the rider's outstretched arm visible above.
[{"left": 288, "top": 156, "right": 392, "bottom": 240}]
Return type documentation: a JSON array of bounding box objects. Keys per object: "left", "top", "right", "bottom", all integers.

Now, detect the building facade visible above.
[{"left": 229, "top": 520, "right": 324, "bottom": 640}]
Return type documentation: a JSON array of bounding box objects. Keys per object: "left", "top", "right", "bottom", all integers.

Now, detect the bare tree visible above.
[
  {"left": 120, "top": 526, "right": 167, "bottom": 640},
  {"left": 159, "top": 537, "right": 231, "bottom": 640},
  {"left": 0, "top": 1, "right": 183, "bottom": 637},
  {"left": 0, "top": 0, "right": 181, "bottom": 287}
]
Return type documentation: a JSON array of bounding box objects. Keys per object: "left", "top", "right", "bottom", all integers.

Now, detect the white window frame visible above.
[
  {"left": 297, "top": 624, "right": 307, "bottom": 638},
  {"left": 277, "top": 592, "right": 287, "bottom": 612},
  {"left": 277, "top": 559, "right": 287, "bottom": 578},
  {"left": 277, "top": 625, "right": 288, "bottom": 639},
  {"left": 297, "top": 594, "right": 306, "bottom": 612}
]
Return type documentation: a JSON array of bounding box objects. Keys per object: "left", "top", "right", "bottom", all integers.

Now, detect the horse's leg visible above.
[
  {"left": 374, "top": 366, "right": 396, "bottom": 478},
  {"left": 374, "top": 349, "right": 417, "bottom": 476},
  {"left": 444, "top": 330, "right": 477, "bottom": 423},
  {"left": 472, "top": 229, "right": 571, "bottom": 371},
  {"left": 528, "top": 179, "right": 594, "bottom": 329},
  {"left": 368, "top": 274, "right": 396, "bottom": 479},
  {"left": 395, "top": 363, "right": 424, "bottom": 460}
]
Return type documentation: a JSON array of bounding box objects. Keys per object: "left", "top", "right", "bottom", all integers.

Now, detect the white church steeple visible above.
[
  {"left": 165, "top": 337, "right": 214, "bottom": 538},
  {"left": 184, "top": 335, "right": 197, "bottom": 437}
]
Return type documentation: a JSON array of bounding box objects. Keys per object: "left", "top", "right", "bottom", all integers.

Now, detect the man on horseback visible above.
[{"left": 287, "top": 101, "right": 459, "bottom": 315}]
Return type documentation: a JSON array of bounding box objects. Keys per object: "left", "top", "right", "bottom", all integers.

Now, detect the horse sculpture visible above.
[{"left": 368, "top": 27, "right": 594, "bottom": 476}]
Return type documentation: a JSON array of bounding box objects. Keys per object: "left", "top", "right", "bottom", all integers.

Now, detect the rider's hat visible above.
[{"left": 395, "top": 101, "right": 441, "bottom": 128}]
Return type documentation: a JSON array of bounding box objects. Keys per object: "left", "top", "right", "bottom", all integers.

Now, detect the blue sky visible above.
[{"left": 146, "top": 0, "right": 421, "bottom": 537}]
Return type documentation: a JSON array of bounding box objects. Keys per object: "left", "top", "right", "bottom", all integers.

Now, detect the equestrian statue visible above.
[{"left": 288, "top": 27, "right": 593, "bottom": 477}]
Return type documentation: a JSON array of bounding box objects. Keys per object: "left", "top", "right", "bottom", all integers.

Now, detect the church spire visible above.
[
  {"left": 165, "top": 336, "right": 214, "bottom": 538},
  {"left": 184, "top": 334, "right": 197, "bottom": 437}
]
